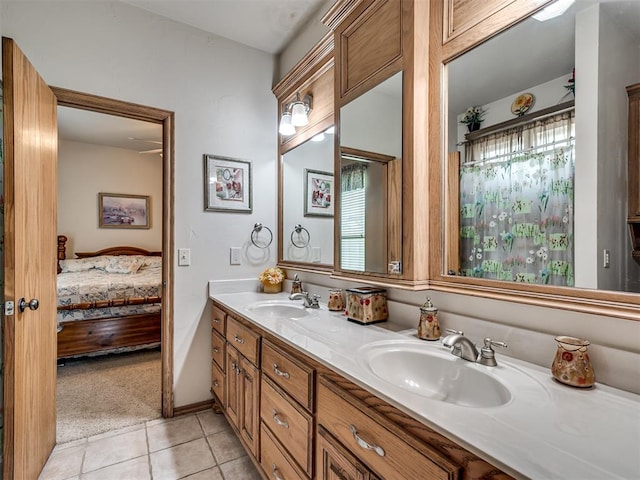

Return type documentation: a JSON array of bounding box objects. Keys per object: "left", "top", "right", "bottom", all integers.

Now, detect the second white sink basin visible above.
[
  {"left": 358, "top": 340, "right": 513, "bottom": 408},
  {"left": 246, "top": 300, "right": 310, "bottom": 319}
]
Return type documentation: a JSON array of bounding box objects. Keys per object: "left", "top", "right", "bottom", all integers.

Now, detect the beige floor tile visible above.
[
  {"left": 150, "top": 438, "right": 216, "bottom": 480},
  {"left": 197, "top": 410, "right": 232, "bottom": 436},
  {"left": 147, "top": 414, "right": 204, "bottom": 452},
  {"left": 88, "top": 422, "right": 145, "bottom": 442},
  {"left": 218, "top": 456, "right": 261, "bottom": 480},
  {"left": 181, "top": 466, "right": 224, "bottom": 479},
  {"left": 81, "top": 456, "right": 151, "bottom": 480},
  {"left": 82, "top": 427, "right": 148, "bottom": 473},
  {"left": 206, "top": 429, "right": 245, "bottom": 464},
  {"left": 53, "top": 437, "right": 87, "bottom": 451},
  {"left": 38, "top": 444, "right": 85, "bottom": 480}
]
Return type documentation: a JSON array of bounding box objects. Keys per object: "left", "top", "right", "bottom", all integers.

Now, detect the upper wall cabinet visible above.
[{"left": 274, "top": 34, "right": 335, "bottom": 272}]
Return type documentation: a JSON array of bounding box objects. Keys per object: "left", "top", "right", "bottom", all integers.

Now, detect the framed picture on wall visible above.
[
  {"left": 99, "top": 193, "right": 150, "bottom": 229},
  {"left": 304, "top": 169, "right": 333, "bottom": 217},
  {"left": 204, "top": 154, "right": 252, "bottom": 213}
]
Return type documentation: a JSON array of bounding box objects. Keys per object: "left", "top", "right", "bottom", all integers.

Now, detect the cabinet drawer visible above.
[
  {"left": 211, "top": 330, "right": 226, "bottom": 371},
  {"left": 211, "top": 305, "right": 226, "bottom": 335},
  {"left": 262, "top": 339, "right": 315, "bottom": 411},
  {"left": 210, "top": 360, "right": 226, "bottom": 406},
  {"left": 261, "top": 376, "right": 313, "bottom": 477},
  {"left": 261, "top": 423, "right": 307, "bottom": 480},
  {"left": 226, "top": 316, "right": 261, "bottom": 366},
  {"left": 317, "top": 377, "right": 459, "bottom": 480}
]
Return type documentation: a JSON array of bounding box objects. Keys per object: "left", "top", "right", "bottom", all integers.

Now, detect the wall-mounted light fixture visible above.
[{"left": 279, "top": 93, "right": 312, "bottom": 136}]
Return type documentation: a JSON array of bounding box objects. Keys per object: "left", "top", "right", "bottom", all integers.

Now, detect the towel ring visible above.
[
  {"left": 251, "top": 223, "right": 273, "bottom": 249},
  {"left": 291, "top": 224, "right": 310, "bottom": 248}
]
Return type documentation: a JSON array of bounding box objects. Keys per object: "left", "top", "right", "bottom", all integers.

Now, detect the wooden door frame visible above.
[{"left": 51, "top": 86, "right": 175, "bottom": 417}]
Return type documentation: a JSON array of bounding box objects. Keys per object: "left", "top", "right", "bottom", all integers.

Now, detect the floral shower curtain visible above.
[{"left": 459, "top": 110, "right": 575, "bottom": 286}]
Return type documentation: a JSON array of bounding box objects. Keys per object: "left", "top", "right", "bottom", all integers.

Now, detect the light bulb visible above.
[
  {"left": 291, "top": 102, "right": 309, "bottom": 127},
  {"left": 279, "top": 112, "right": 295, "bottom": 136}
]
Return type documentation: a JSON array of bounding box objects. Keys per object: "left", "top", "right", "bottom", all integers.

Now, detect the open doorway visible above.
[{"left": 55, "top": 106, "right": 165, "bottom": 442}]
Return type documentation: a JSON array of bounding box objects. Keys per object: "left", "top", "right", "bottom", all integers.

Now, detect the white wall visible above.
[
  {"left": 58, "top": 140, "right": 163, "bottom": 254},
  {"left": 282, "top": 133, "right": 334, "bottom": 264},
  {"left": 0, "top": 0, "right": 277, "bottom": 407}
]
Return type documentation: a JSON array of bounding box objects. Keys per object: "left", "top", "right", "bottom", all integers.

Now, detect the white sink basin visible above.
[
  {"left": 246, "top": 300, "right": 310, "bottom": 319},
  {"left": 358, "top": 340, "right": 512, "bottom": 408}
]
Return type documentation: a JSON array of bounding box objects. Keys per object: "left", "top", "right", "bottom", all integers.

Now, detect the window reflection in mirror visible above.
[
  {"left": 281, "top": 126, "right": 335, "bottom": 265},
  {"left": 445, "top": 0, "right": 640, "bottom": 293},
  {"left": 339, "top": 72, "right": 402, "bottom": 274}
]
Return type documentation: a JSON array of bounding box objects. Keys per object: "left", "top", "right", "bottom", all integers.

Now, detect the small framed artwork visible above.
[
  {"left": 304, "top": 169, "right": 334, "bottom": 217},
  {"left": 99, "top": 193, "right": 150, "bottom": 229},
  {"left": 204, "top": 154, "right": 252, "bottom": 213}
]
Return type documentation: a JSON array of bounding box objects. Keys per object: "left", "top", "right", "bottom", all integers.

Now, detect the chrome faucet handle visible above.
[
  {"left": 442, "top": 329, "right": 464, "bottom": 357},
  {"left": 477, "top": 338, "right": 507, "bottom": 367},
  {"left": 445, "top": 328, "right": 463, "bottom": 336},
  {"left": 309, "top": 294, "right": 321, "bottom": 308}
]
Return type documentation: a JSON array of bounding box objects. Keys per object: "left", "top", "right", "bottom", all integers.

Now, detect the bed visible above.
[{"left": 56, "top": 235, "right": 162, "bottom": 359}]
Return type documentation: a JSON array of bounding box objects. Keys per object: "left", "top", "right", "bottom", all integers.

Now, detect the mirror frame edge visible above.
[
  {"left": 274, "top": 32, "right": 335, "bottom": 273},
  {"left": 428, "top": 0, "right": 640, "bottom": 322}
]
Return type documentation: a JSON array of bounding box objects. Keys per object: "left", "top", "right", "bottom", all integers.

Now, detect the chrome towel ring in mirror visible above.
[
  {"left": 291, "top": 224, "right": 310, "bottom": 248},
  {"left": 251, "top": 223, "right": 273, "bottom": 249}
]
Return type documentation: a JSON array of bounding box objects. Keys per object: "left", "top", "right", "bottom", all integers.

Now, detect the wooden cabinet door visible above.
[
  {"left": 317, "top": 426, "right": 374, "bottom": 480},
  {"left": 240, "top": 356, "right": 260, "bottom": 457},
  {"left": 225, "top": 346, "right": 242, "bottom": 429},
  {"left": 2, "top": 36, "right": 58, "bottom": 480}
]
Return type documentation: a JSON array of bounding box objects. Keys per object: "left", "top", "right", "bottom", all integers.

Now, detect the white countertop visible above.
[{"left": 210, "top": 291, "right": 640, "bottom": 480}]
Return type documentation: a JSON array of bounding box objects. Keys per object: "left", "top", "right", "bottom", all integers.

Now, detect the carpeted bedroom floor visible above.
[{"left": 56, "top": 349, "right": 162, "bottom": 444}]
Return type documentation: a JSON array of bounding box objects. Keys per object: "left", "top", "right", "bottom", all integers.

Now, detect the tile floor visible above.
[{"left": 39, "top": 410, "right": 262, "bottom": 480}]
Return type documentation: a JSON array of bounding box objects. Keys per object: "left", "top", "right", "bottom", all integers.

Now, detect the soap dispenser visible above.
[
  {"left": 290, "top": 274, "right": 303, "bottom": 295},
  {"left": 417, "top": 297, "right": 441, "bottom": 341}
]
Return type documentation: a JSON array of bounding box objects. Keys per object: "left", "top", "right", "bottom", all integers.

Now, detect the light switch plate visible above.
[
  {"left": 178, "top": 248, "right": 191, "bottom": 266},
  {"left": 230, "top": 247, "right": 242, "bottom": 265},
  {"left": 312, "top": 247, "right": 321, "bottom": 263}
]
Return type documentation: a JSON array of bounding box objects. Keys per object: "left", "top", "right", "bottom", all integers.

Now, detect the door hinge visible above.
[{"left": 4, "top": 301, "right": 15, "bottom": 316}]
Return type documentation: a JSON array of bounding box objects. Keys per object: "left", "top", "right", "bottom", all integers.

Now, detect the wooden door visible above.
[{"left": 2, "top": 37, "right": 58, "bottom": 479}]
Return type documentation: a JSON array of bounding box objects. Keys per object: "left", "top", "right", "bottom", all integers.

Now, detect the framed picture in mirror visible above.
[
  {"left": 204, "top": 154, "right": 252, "bottom": 213},
  {"left": 304, "top": 169, "right": 333, "bottom": 217},
  {"left": 99, "top": 193, "right": 150, "bottom": 229}
]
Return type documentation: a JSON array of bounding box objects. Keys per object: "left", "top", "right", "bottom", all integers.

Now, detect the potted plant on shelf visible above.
[
  {"left": 460, "top": 105, "right": 486, "bottom": 132},
  {"left": 259, "top": 267, "right": 285, "bottom": 293}
]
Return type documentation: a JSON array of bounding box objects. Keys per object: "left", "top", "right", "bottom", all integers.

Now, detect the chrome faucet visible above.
[
  {"left": 442, "top": 332, "right": 480, "bottom": 362},
  {"left": 441, "top": 329, "right": 507, "bottom": 366},
  {"left": 289, "top": 291, "right": 320, "bottom": 309}
]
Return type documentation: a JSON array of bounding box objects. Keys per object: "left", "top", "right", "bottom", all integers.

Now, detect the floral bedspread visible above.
[{"left": 57, "top": 257, "right": 161, "bottom": 322}]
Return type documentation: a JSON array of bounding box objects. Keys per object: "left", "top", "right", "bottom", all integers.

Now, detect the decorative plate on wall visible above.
[{"left": 511, "top": 93, "right": 535, "bottom": 116}]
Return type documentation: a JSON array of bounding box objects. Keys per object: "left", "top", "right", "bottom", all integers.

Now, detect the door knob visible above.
[{"left": 18, "top": 298, "right": 39, "bottom": 312}]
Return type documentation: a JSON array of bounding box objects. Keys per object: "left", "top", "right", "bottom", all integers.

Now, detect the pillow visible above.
[
  {"left": 139, "top": 256, "right": 162, "bottom": 272},
  {"left": 105, "top": 256, "right": 145, "bottom": 274},
  {"left": 59, "top": 256, "right": 110, "bottom": 273}
]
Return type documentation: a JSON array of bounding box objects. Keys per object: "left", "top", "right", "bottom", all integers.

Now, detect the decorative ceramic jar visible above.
[
  {"left": 290, "top": 274, "right": 303, "bottom": 295},
  {"left": 327, "top": 289, "right": 344, "bottom": 311},
  {"left": 417, "top": 297, "right": 441, "bottom": 341},
  {"left": 263, "top": 282, "right": 282, "bottom": 294},
  {"left": 345, "top": 287, "right": 387, "bottom": 325},
  {"left": 551, "top": 336, "right": 595, "bottom": 388}
]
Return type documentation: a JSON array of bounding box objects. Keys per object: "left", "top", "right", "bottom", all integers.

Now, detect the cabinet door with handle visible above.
[
  {"left": 225, "top": 346, "right": 242, "bottom": 429},
  {"left": 240, "top": 355, "right": 260, "bottom": 457}
]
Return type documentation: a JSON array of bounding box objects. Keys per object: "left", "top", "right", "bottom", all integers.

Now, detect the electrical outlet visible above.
[
  {"left": 230, "top": 247, "right": 242, "bottom": 265},
  {"left": 178, "top": 248, "right": 191, "bottom": 266}
]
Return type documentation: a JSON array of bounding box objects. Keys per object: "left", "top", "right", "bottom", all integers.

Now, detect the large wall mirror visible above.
[
  {"left": 444, "top": 0, "right": 640, "bottom": 299},
  {"left": 339, "top": 71, "right": 403, "bottom": 274},
  {"left": 281, "top": 126, "right": 335, "bottom": 267}
]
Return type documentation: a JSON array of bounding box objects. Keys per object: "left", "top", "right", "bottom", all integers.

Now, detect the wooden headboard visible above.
[{"left": 57, "top": 235, "right": 162, "bottom": 273}]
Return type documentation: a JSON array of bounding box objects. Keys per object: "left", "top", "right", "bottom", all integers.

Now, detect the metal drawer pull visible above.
[
  {"left": 272, "top": 464, "right": 284, "bottom": 480},
  {"left": 213, "top": 347, "right": 219, "bottom": 353},
  {"left": 234, "top": 335, "right": 245, "bottom": 344},
  {"left": 349, "top": 425, "right": 385, "bottom": 457},
  {"left": 272, "top": 410, "right": 289, "bottom": 429},
  {"left": 212, "top": 380, "right": 219, "bottom": 387},
  {"left": 213, "top": 318, "right": 220, "bottom": 324},
  {"left": 273, "top": 363, "right": 290, "bottom": 379}
]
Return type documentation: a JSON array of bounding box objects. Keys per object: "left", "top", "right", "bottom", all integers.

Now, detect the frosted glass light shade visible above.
[
  {"left": 291, "top": 102, "right": 309, "bottom": 127},
  {"left": 279, "top": 112, "right": 295, "bottom": 136}
]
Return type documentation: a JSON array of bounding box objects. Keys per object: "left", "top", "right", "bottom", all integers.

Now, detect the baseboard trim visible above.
[{"left": 173, "top": 399, "right": 214, "bottom": 417}]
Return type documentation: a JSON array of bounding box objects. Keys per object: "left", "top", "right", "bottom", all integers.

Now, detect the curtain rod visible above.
[{"left": 461, "top": 137, "right": 575, "bottom": 167}]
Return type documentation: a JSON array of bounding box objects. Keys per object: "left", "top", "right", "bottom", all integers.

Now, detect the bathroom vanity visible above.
[{"left": 209, "top": 291, "right": 640, "bottom": 480}]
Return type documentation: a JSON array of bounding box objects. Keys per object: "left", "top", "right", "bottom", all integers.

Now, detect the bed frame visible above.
[{"left": 56, "top": 235, "right": 162, "bottom": 359}]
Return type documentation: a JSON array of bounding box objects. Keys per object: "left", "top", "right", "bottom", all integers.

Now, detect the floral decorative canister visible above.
[
  {"left": 551, "top": 336, "right": 595, "bottom": 388},
  {"left": 417, "top": 297, "right": 441, "bottom": 341},
  {"left": 327, "top": 289, "right": 344, "bottom": 311},
  {"left": 345, "top": 287, "right": 387, "bottom": 325},
  {"left": 290, "top": 274, "right": 303, "bottom": 295}
]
